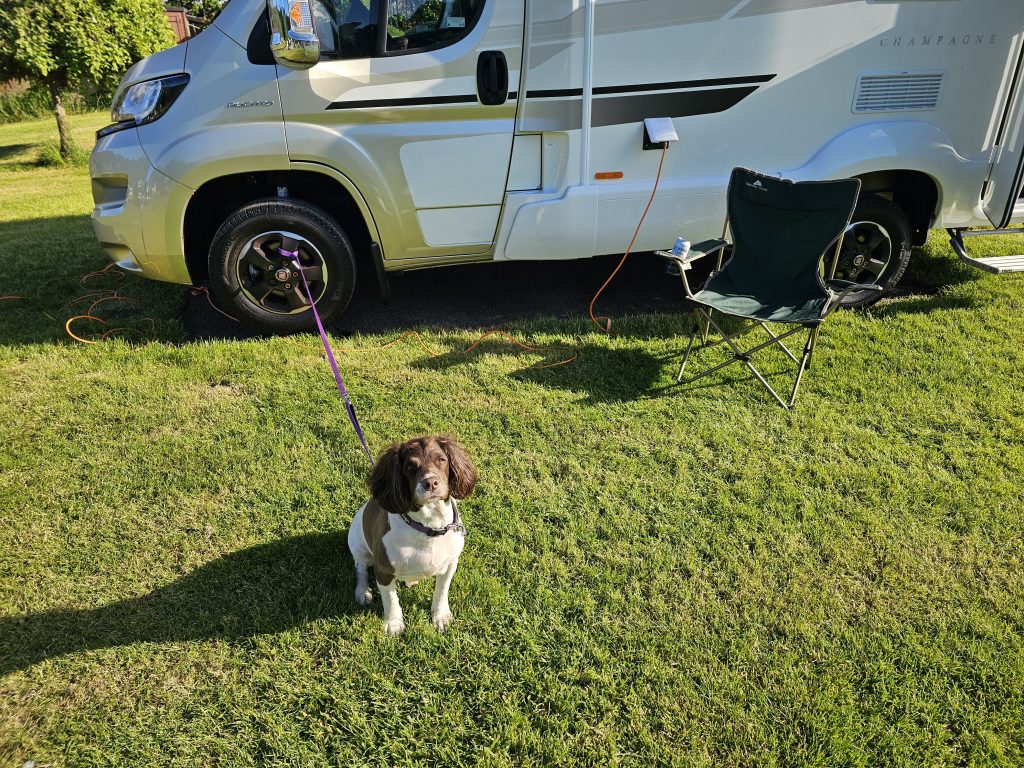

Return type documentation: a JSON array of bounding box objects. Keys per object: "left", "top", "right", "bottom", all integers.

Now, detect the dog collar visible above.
[{"left": 397, "top": 499, "right": 467, "bottom": 537}]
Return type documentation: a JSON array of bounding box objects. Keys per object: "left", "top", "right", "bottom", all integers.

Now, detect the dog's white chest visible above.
[{"left": 382, "top": 522, "right": 464, "bottom": 582}]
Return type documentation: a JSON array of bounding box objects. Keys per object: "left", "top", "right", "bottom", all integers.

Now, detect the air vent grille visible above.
[{"left": 853, "top": 71, "right": 944, "bottom": 113}]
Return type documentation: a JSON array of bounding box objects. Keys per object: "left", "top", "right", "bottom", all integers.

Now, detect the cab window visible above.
[{"left": 313, "top": 0, "right": 484, "bottom": 59}]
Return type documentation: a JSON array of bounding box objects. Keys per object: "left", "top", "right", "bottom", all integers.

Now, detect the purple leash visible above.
[{"left": 280, "top": 247, "right": 375, "bottom": 466}]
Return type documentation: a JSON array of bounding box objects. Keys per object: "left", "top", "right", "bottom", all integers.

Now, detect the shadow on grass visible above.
[
  {"left": 404, "top": 313, "right": 863, "bottom": 404},
  {"left": 0, "top": 208, "right": 982, "bottom": 349},
  {"left": 0, "top": 214, "right": 186, "bottom": 345},
  {"left": 871, "top": 292, "right": 980, "bottom": 317},
  {"left": 411, "top": 337, "right": 668, "bottom": 403},
  {"left": 0, "top": 532, "right": 358, "bottom": 676},
  {"left": 185, "top": 254, "right": 700, "bottom": 342},
  {"left": 0, "top": 142, "right": 32, "bottom": 162},
  {"left": 895, "top": 242, "right": 987, "bottom": 296}
]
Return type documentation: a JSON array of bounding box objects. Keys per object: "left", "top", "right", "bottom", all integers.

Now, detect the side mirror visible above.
[{"left": 268, "top": 0, "right": 320, "bottom": 70}]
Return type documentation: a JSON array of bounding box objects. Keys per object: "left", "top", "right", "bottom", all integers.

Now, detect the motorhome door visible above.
[
  {"left": 278, "top": 0, "right": 524, "bottom": 262},
  {"left": 983, "top": 36, "right": 1024, "bottom": 228}
]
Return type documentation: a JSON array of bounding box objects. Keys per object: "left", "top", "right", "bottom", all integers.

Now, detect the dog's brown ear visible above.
[
  {"left": 369, "top": 443, "right": 413, "bottom": 513},
  {"left": 440, "top": 437, "right": 477, "bottom": 499}
]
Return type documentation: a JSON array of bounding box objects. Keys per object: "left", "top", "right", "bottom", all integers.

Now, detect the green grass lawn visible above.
[{"left": 1, "top": 113, "right": 1023, "bottom": 767}]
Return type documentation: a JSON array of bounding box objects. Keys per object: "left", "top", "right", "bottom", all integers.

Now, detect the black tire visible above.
[
  {"left": 208, "top": 199, "right": 356, "bottom": 334},
  {"left": 830, "top": 194, "right": 912, "bottom": 309}
]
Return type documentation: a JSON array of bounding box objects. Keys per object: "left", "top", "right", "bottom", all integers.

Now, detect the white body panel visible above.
[
  {"left": 496, "top": 0, "right": 1024, "bottom": 260},
  {"left": 89, "top": 0, "right": 1024, "bottom": 286}
]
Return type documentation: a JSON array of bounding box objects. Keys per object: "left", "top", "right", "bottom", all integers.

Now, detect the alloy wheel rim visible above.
[
  {"left": 235, "top": 230, "right": 329, "bottom": 316},
  {"left": 835, "top": 220, "right": 893, "bottom": 286}
]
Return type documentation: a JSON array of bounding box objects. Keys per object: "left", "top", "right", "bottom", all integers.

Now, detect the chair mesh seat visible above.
[{"left": 690, "top": 278, "right": 828, "bottom": 325}]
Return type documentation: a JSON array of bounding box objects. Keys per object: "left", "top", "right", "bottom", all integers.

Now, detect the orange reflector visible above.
[
  {"left": 595, "top": 171, "right": 624, "bottom": 180},
  {"left": 289, "top": 0, "right": 311, "bottom": 27}
]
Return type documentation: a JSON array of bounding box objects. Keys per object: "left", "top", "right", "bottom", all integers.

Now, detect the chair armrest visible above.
[
  {"left": 655, "top": 240, "right": 729, "bottom": 299},
  {"left": 655, "top": 238, "right": 728, "bottom": 267}
]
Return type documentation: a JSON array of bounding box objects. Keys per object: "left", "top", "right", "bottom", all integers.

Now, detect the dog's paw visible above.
[
  {"left": 355, "top": 587, "right": 374, "bottom": 606},
  {"left": 384, "top": 619, "right": 406, "bottom": 637},
  {"left": 431, "top": 610, "right": 454, "bottom": 632}
]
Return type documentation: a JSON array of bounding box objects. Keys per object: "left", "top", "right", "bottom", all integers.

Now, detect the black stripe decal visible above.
[
  {"left": 327, "top": 94, "right": 478, "bottom": 110},
  {"left": 593, "top": 74, "right": 775, "bottom": 95},
  {"left": 526, "top": 75, "right": 775, "bottom": 100},
  {"left": 526, "top": 87, "right": 584, "bottom": 99},
  {"left": 592, "top": 86, "right": 758, "bottom": 127},
  {"left": 326, "top": 92, "right": 519, "bottom": 110},
  {"left": 323, "top": 75, "right": 774, "bottom": 112}
]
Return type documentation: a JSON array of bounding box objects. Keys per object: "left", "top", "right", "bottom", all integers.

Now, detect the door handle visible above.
[{"left": 476, "top": 50, "right": 508, "bottom": 105}]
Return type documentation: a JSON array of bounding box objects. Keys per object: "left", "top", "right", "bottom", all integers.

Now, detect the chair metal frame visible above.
[{"left": 659, "top": 210, "right": 881, "bottom": 409}]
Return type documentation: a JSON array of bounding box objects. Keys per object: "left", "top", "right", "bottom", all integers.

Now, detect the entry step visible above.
[
  {"left": 946, "top": 228, "right": 1024, "bottom": 274},
  {"left": 957, "top": 253, "right": 1024, "bottom": 274}
]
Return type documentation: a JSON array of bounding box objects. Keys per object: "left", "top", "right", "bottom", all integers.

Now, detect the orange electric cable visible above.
[
  {"left": 65, "top": 314, "right": 107, "bottom": 344},
  {"left": 61, "top": 292, "right": 109, "bottom": 310},
  {"left": 459, "top": 328, "right": 577, "bottom": 369},
  {"left": 588, "top": 143, "right": 669, "bottom": 333},
  {"left": 86, "top": 295, "right": 138, "bottom": 314},
  {"left": 62, "top": 264, "right": 159, "bottom": 344},
  {"left": 80, "top": 263, "right": 125, "bottom": 286},
  {"left": 334, "top": 329, "right": 440, "bottom": 356},
  {"left": 190, "top": 286, "right": 240, "bottom": 322}
]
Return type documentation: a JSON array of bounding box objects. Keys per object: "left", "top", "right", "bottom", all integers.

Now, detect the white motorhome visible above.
[{"left": 89, "top": 0, "right": 1024, "bottom": 332}]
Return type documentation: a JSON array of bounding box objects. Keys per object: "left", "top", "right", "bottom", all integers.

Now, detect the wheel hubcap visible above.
[
  {"left": 835, "top": 220, "right": 892, "bottom": 285},
  {"left": 235, "top": 231, "right": 329, "bottom": 316}
]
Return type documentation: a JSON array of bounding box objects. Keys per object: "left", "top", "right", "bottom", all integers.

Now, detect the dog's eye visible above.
[{"left": 438, "top": 456, "right": 447, "bottom": 464}]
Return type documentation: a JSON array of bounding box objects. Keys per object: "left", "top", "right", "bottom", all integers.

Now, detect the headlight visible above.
[{"left": 97, "top": 74, "right": 190, "bottom": 139}]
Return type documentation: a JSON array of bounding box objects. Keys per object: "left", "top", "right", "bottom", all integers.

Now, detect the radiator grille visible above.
[{"left": 853, "top": 71, "right": 944, "bottom": 113}]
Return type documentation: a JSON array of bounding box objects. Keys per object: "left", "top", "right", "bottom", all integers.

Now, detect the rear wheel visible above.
[
  {"left": 208, "top": 199, "right": 356, "bottom": 334},
  {"left": 831, "top": 194, "right": 912, "bottom": 309}
]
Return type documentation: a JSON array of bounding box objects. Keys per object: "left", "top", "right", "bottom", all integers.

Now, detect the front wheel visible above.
[
  {"left": 208, "top": 199, "right": 356, "bottom": 334},
  {"left": 831, "top": 194, "right": 912, "bottom": 309}
]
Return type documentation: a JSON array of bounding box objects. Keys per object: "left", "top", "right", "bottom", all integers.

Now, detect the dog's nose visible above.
[{"left": 421, "top": 475, "right": 440, "bottom": 491}]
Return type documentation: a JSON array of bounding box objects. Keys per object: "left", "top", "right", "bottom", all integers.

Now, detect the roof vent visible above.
[{"left": 853, "top": 71, "right": 944, "bottom": 113}]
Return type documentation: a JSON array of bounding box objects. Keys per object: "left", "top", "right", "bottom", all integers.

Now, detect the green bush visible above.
[
  {"left": 35, "top": 138, "right": 90, "bottom": 167},
  {"left": 0, "top": 86, "right": 108, "bottom": 124}
]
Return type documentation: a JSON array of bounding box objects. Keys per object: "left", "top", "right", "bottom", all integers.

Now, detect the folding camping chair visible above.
[{"left": 659, "top": 167, "right": 882, "bottom": 409}]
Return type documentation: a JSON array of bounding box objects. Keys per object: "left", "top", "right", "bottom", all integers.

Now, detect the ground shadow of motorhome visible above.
[
  {"left": 0, "top": 531, "right": 357, "bottom": 676},
  {"left": 185, "top": 244, "right": 981, "bottom": 343},
  {"left": 184, "top": 253, "right": 705, "bottom": 342},
  {"left": 0, "top": 209, "right": 984, "bottom": 348}
]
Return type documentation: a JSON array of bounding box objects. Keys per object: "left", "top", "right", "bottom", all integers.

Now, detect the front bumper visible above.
[{"left": 90, "top": 128, "right": 194, "bottom": 285}]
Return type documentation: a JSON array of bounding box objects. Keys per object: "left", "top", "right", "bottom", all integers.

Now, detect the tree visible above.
[
  {"left": 0, "top": 0, "right": 176, "bottom": 158},
  {"left": 170, "top": 0, "right": 227, "bottom": 24}
]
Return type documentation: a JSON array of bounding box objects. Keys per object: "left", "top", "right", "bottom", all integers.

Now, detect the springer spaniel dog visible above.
[{"left": 348, "top": 436, "right": 477, "bottom": 636}]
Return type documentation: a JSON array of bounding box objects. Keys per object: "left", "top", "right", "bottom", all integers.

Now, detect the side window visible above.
[
  {"left": 315, "top": 0, "right": 381, "bottom": 60},
  {"left": 385, "top": 0, "right": 483, "bottom": 53},
  {"left": 315, "top": 0, "right": 483, "bottom": 59}
]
